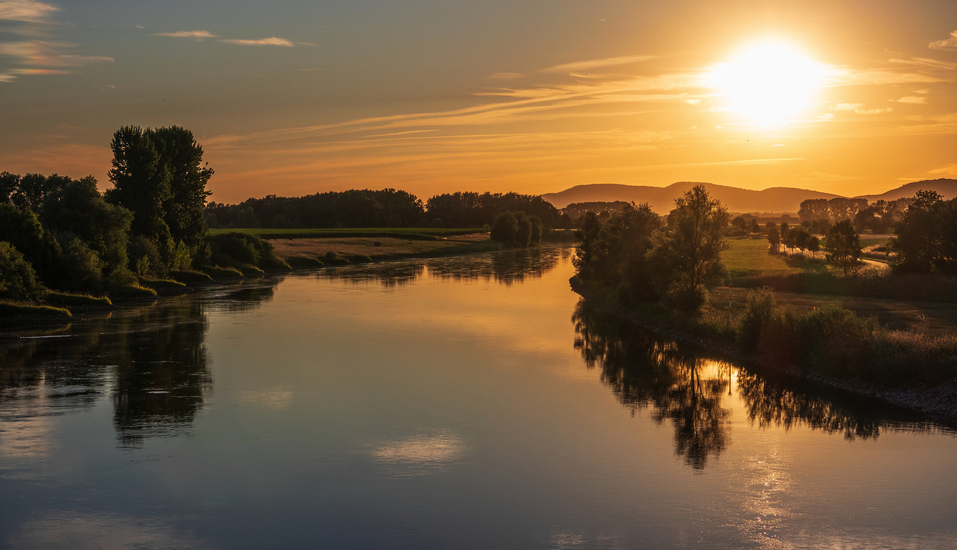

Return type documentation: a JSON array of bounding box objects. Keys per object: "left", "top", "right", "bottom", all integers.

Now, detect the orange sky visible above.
[{"left": 2, "top": 0, "right": 957, "bottom": 203}]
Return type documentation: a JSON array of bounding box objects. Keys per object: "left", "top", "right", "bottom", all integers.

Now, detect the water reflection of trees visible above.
[
  {"left": 573, "top": 299, "right": 730, "bottom": 469},
  {"left": 572, "top": 299, "right": 942, "bottom": 468},
  {"left": 0, "top": 301, "right": 213, "bottom": 447},
  {"left": 204, "top": 278, "right": 281, "bottom": 312},
  {"left": 315, "top": 245, "right": 567, "bottom": 287}
]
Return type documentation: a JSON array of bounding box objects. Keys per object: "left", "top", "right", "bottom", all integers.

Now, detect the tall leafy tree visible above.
[
  {"left": 106, "top": 126, "right": 172, "bottom": 242},
  {"left": 824, "top": 219, "right": 862, "bottom": 276},
  {"left": 150, "top": 126, "right": 213, "bottom": 248},
  {"left": 655, "top": 185, "right": 730, "bottom": 311}
]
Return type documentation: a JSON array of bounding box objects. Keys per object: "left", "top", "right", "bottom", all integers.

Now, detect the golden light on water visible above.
[{"left": 705, "top": 41, "right": 829, "bottom": 124}]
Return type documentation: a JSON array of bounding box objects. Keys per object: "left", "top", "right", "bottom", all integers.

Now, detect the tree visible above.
[
  {"left": 0, "top": 241, "right": 46, "bottom": 302},
  {"left": 655, "top": 185, "right": 730, "bottom": 311},
  {"left": 490, "top": 212, "right": 519, "bottom": 244},
  {"left": 767, "top": 227, "right": 780, "bottom": 250},
  {"left": 889, "top": 191, "right": 956, "bottom": 274},
  {"left": 149, "top": 126, "right": 213, "bottom": 249},
  {"left": 825, "top": 219, "right": 862, "bottom": 276},
  {"left": 105, "top": 126, "right": 173, "bottom": 243},
  {"left": 40, "top": 176, "right": 134, "bottom": 280}
]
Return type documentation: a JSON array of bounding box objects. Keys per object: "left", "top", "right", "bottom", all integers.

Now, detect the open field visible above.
[
  {"left": 267, "top": 233, "right": 500, "bottom": 260},
  {"left": 723, "top": 236, "right": 828, "bottom": 278}
]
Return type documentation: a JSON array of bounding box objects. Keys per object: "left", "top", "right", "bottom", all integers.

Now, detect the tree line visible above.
[{"left": 206, "top": 190, "right": 563, "bottom": 230}]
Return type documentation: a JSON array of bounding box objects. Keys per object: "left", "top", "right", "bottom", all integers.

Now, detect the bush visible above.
[
  {"left": 206, "top": 232, "right": 289, "bottom": 271},
  {"left": 736, "top": 287, "right": 776, "bottom": 351},
  {"left": 51, "top": 234, "right": 103, "bottom": 292},
  {"left": 129, "top": 235, "right": 167, "bottom": 278},
  {"left": 0, "top": 241, "right": 46, "bottom": 302}
]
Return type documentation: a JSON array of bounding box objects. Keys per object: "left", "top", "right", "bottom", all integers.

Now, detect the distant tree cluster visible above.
[
  {"left": 890, "top": 190, "right": 957, "bottom": 275},
  {"left": 206, "top": 189, "right": 562, "bottom": 231},
  {"left": 206, "top": 189, "right": 425, "bottom": 229},
  {"left": 799, "top": 196, "right": 911, "bottom": 233},
  {"left": 424, "top": 191, "right": 561, "bottom": 229},
  {"left": 562, "top": 201, "right": 631, "bottom": 223},
  {"left": 574, "top": 185, "right": 729, "bottom": 312}
]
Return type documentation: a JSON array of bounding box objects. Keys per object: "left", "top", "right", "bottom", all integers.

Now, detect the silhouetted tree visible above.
[
  {"left": 654, "top": 185, "right": 730, "bottom": 311},
  {"left": 825, "top": 220, "right": 862, "bottom": 276}
]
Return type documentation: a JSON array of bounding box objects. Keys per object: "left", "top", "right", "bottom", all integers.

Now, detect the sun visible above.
[{"left": 705, "top": 41, "right": 827, "bottom": 123}]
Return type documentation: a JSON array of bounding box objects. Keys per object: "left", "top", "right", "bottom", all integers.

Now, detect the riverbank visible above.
[{"left": 569, "top": 276, "right": 957, "bottom": 420}]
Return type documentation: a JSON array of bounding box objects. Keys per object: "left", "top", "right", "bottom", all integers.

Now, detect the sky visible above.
[{"left": 2, "top": 0, "right": 957, "bottom": 203}]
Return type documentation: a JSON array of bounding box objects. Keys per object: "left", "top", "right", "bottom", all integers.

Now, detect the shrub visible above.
[
  {"left": 52, "top": 234, "right": 103, "bottom": 292},
  {"left": 128, "top": 235, "right": 167, "bottom": 278},
  {"left": 736, "top": 287, "right": 776, "bottom": 351},
  {"left": 0, "top": 241, "right": 46, "bottom": 302}
]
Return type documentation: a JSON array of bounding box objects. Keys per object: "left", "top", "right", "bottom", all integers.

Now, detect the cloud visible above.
[
  {"left": 0, "top": 41, "right": 114, "bottom": 67},
  {"left": 829, "top": 103, "right": 892, "bottom": 114},
  {"left": 542, "top": 55, "right": 656, "bottom": 73},
  {"left": 929, "top": 30, "right": 957, "bottom": 51},
  {"left": 0, "top": 0, "right": 57, "bottom": 22},
  {"left": 488, "top": 72, "right": 523, "bottom": 80},
  {"left": 220, "top": 37, "right": 294, "bottom": 47},
  {"left": 928, "top": 164, "right": 957, "bottom": 176},
  {"left": 893, "top": 96, "right": 927, "bottom": 104},
  {"left": 153, "top": 30, "right": 217, "bottom": 39}
]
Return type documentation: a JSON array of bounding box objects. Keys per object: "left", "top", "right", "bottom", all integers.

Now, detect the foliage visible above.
[
  {"left": 149, "top": 126, "right": 214, "bottom": 249},
  {"left": 490, "top": 211, "right": 542, "bottom": 247},
  {"left": 654, "top": 185, "right": 730, "bottom": 311},
  {"left": 0, "top": 242, "right": 46, "bottom": 302},
  {"left": 205, "top": 232, "right": 290, "bottom": 271},
  {"left": 425, "top": 191, "right": 560, "bottom": 228},
  {"left": 208, "top": 188, "right": 425, "bottom": 229},
  {"left": 824, "top": 220, "right": 862, "bottom": 276},
  {"left": 41, "top": 176, "right": 134, "bottom": 280},
  {"left": 0, "top": 204, "right": 60, "bottom": 282},
  {"left": 890, "top": 191, "right": 957, "bottom": 275}
]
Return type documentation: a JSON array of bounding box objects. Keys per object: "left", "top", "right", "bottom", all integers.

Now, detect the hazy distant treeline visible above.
[{"left": 206, "top": 190, "right": 566, "bottom": 230}]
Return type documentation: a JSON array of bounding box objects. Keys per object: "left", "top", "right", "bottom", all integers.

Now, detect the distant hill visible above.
[
  {"left": 541, "top": 182, "right": 839, "bottom": 213},
  {"left": 858, "top": 179, "right": 957, "bottom": 203},
  {"left": 541, "top": 179, "right": 957, "bottom": 213}
]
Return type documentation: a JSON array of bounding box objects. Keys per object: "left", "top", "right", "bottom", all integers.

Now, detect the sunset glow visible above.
[{"left": 706, "top": 41, "right": 829, "bottom": 123}]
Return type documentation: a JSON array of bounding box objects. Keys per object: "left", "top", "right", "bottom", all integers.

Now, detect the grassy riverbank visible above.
[{"left": 572, "top": 276, "right": 957, "bottom": 417}]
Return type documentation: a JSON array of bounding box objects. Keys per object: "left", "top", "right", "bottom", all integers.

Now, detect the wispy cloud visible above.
[
  {"left": 830, "top": 103, "right": 892, "bottom": 114},
  {"left": 893, "top": 96, "right": 927, "bottom": 104},
  {"left": 542, "top": 55, "right": 657, "bottom": 74},
  {"left": 488, "top": 72, "right": 523, "bottom": 80},
  {"left": 929, "top": 30, "right": 957, "bottom": 51},
  {"left": 220, "top": 37, "right": 294, "bottom": 47},
  {"left": 0, "top": 0, "right": 56, "bottom": 22},
  {"left": 928, "top": 163, "right": 957, "bottom": 176},
  {"left": 153, "top": 30, "right": 217, "bottom": 39}
]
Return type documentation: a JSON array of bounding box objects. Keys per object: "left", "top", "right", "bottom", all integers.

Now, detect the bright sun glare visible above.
[{"left": 706, "top": 41, "right": 827, "bottom": 123}]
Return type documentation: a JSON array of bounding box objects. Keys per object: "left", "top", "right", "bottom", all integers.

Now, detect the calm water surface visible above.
[{"left": 2, "top": 246, "right": 956, "bottom": 549}]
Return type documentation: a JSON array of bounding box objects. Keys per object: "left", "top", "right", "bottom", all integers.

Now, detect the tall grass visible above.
[
  {"left": 740, "top": 268, "right": 957, "bottom": 303},
  {"left": 737, "top": 287, "right": 957, "bottom": 387}
]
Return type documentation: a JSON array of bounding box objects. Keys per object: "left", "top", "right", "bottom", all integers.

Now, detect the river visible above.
[{"left": 1, "top": 245, "right": 955, "bottom": 549}]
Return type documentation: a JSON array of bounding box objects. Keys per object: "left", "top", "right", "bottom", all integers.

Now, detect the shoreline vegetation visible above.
[{"left": 570, "top": 184, "right": 957, "bottom": 420}]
